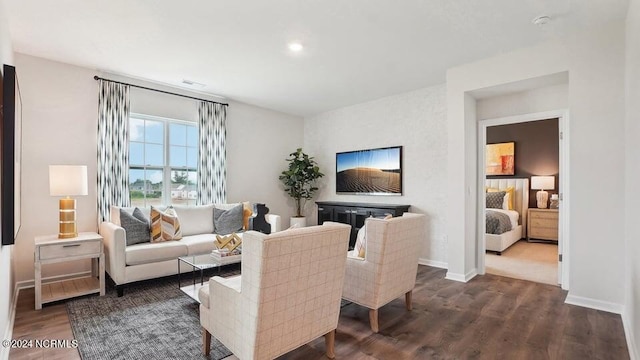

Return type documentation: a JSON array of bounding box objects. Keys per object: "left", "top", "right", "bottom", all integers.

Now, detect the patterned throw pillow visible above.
[
  {"left": 487, "top": 187, "right": 515, "bottom": 210},
  {"left": 120, "top": 208, "right": 150, "bottom": 246},
  {"left": 150, "top": 206, "right": 183, "bottom": 242},
  {"left": 214, "top": 204, "right": 244, "bottom": 235},
  {"left": 486, "top": 191, "right": 506, "bottom": 209}
]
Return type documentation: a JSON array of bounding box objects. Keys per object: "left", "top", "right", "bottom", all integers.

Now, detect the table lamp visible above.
[
  {"left": 49, "top": 165, "right": 88, "bottom": 238},
  {"left": 531, "top": 175, "right": 554, "bottom": 209}
]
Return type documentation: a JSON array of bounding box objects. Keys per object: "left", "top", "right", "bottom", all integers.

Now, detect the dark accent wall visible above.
[{"left": 487, "top": 118, "right": 559, "bottom": 208}]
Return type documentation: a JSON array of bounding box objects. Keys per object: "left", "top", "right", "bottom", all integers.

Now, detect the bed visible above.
[{"left": 485, "top": 178, "right": 529, "bottom": 255}]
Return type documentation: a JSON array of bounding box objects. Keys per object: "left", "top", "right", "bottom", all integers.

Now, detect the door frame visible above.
[{"left": 476, "top": 109, "right": 570, "bottom": 290}]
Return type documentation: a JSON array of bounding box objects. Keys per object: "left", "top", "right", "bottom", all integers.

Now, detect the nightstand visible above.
[
  {"left": 527, "top": 208, "right": 559, "bottom": 242},
  {"left": 34, "top": 232, "right": 105, "bottom": 310}
]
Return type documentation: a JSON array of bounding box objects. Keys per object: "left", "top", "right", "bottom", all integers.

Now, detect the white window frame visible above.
[{"left": 129, "top": 113, "right": 198, "bottom": 207}]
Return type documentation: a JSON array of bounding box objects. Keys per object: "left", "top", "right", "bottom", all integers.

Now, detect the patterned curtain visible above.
[
  {"left": 197, "top": 101, "right": 227, "bottom": 205},
  {"left": 97, "top": 80, "right": 131, "bottom": 222}
]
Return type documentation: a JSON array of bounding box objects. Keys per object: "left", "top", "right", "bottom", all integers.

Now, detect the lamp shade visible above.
[
  {"left": 49, "top": 165, "right": 88, "bottom": 196},
  {"left": 531, "top": 175, "right": 554, "bottom": 191}
]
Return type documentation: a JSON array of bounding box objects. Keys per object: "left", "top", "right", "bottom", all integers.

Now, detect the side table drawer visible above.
[
  {"left": 39, "top": 240, "right": 101, "bottom": 260},
  {"left": 531, "top": 218, "right": 558, "bottom": 229}
]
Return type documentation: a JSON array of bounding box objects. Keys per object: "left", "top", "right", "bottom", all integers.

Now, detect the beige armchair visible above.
[
  {"left": 342, "top": 212, "right": 426, "bottom": 333},
  {"left": 199, "top": 222, "right": 351, "bottom": 359}
]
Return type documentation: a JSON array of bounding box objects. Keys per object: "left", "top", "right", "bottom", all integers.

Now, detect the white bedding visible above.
[{"left": 487, "top": 208, "right": 519, "bottom": 229}]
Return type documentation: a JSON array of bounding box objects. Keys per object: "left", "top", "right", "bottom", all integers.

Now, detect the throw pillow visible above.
[
  {"left": 487, "top": 187, "right": 515, "bottom": 210},
  {"left": 120, "top": 208, "right": 150, "bottom": 246},
  {"left": 214, "top": 204, "right": 244, "bottom": 235},
  {"left": 486, "top": 191, "right": 506, "bottom": 209},
  {"left": 354, "top": 226, "right": 366, "bottom": 258},
  {"left": 242, "top": 201, "right": 253, "bottom": 230},
  {"left": 150, "top": 206, "right": 183, "bottom": 242},
  {"left": 354, "top": 214, "right": 393, "bottom": 258}
]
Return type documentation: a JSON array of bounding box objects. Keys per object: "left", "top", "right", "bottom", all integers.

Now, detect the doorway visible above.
[{"left": 477, "top": 110, "right": 569, "bottom": 289}]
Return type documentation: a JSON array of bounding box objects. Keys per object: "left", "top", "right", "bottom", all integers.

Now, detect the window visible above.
[{"left": 129, "top": 114, "right": 198, "bottom": 207}]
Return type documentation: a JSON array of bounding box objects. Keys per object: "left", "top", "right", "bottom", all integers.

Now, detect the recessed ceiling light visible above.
[
  {"left": 288, "top": 42, "right": 303, "bottom": 52},
  {"left": 532, "top": 15, "right": 551, "bottom": 26}
]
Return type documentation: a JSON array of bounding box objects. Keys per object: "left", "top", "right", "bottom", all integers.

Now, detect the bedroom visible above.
[
  {"left": 483, "top": 117, "right": 561, "bottom": 286},
  {"left": 474, "top": 80, "right": 565, "bottom": 287}
]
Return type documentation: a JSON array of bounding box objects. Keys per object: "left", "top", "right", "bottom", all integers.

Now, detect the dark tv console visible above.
[{"left": 316, "top": 201, "right": 411, "bottom": 249}]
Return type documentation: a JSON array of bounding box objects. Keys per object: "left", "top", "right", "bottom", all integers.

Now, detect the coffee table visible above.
[{"left": 177, "top": 253, "right": 241, "bottom": 302}]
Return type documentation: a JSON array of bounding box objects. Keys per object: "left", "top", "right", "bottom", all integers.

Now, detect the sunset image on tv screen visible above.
[{"left": 336, "top": 147, "right": 401, "bottom": 194}]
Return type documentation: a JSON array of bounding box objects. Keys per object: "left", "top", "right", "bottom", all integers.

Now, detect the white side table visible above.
[{"left": 34, "top": 232, "right": 105, "bottom": 310}]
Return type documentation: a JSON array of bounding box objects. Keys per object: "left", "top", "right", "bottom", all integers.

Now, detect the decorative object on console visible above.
[
  {"left": 531, "top": 175, "right": 554, "bottom": 209},
  {"left": 279, "top": 148, "right": 324, "bottom": 227},
  {"left": 336, "top": 146, "right": 403, "bottom": 195},
  {"left": 49, "top": 165, "right": 88, "bottom": 239},
  {"left": 550, "top": 194, "right": 559, "bottom": 209},
  {"left": 486, "top": 142, "right": 515, "bottom": 175}
]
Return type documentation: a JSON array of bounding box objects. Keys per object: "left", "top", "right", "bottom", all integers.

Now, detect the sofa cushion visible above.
[
  {"left": 180, "top": 234, "right": 218, "bottom": 255},
  {"left": 214, "top": 204, "right": 244, "bottom": 235},
  {"left": 171, "top": 205, "right": 215, "bottom": 236},
  {"left": 125, "top": 241, "right": 188, "bottom": 266}
]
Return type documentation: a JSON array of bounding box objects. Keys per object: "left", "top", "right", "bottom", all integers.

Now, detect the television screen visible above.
[{"left": 336, "top": 146, "right": 402, "bottom": 195}]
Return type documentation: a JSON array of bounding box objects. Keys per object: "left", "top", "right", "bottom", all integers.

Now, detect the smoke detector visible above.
[{"left": 532, "top": 15, "right": 551, "bottom": 26}]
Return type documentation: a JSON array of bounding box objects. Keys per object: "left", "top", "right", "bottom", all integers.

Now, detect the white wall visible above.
[
  {"left": 12, "top": 54, "right": 303, "bottom": 285},
  {"left": 0, "top": 0, "right": 14, "bottom": 357},
  {"left": 304, "top": 85, "right": 448, "bottom": 265},
  {"left": 447, "top": 20, "right": 627, "bottom": 310},
  {"left": 476, "top": 83, "right": 568, "bottom": 121},
  {"left": 625, "top": 0, "right": 640, "bottom": 357}
]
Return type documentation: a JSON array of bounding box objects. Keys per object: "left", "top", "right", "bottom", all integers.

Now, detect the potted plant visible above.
[{"left": 279, "top": 148, "right": 324, "bottom": 227}]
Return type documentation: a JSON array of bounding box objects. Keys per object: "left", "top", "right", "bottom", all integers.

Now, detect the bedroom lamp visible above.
[
  {"left": 531, "top": 175, "right": 554, "bottom": 209},
  {"left": 49, "top": 165, "right": 88, "bottom": 239}
]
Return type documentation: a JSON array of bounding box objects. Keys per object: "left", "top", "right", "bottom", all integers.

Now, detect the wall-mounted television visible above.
[
  {"left": 2, "top": 64, "right": 22, "bottom": 246},
  {"left": 336, "top": 146, "right": 402, "bottom": 195}
]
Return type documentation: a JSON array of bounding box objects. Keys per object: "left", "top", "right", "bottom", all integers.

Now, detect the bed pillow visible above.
[
  {"left": 486, "top": 191, "right": 506, "bottom": 209},
  {"left": 487, "top": 187, "right": 515, "bottom": 210}
]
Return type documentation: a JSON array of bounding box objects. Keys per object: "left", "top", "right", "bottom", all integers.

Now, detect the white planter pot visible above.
[{"left": 290, "top": 217, "right": 307, "bottom": 228}]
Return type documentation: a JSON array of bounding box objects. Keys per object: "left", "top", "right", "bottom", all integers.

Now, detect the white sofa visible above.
[{"left": 99, "top": 203, "right": 281, "bottom": 296}]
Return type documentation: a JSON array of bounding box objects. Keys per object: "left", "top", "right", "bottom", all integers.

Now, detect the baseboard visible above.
[
  {"left": 418, "top": 258, "right": 448, "bottom": 269},
  {"left": 1, "top": 283, "right": 20, "bottom": 360},
  {"left": 623, "top": 310, "right": 638, "bottom": 360},
  {"left": 445, "top": 268, "right": 478, "bottom": 283},
  {"left": 564, "top": 294, "right": 624, "bottom": 314},
  {"left": 15, "top": 271, "right": 93, "bottom": 290}
]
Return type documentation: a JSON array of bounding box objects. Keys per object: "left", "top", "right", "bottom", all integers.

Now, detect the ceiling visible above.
[{"left": 5, "top": 0, "right": 629, "bottom": 117}]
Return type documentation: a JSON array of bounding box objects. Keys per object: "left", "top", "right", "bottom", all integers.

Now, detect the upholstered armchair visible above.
[
  {"left": 342, "top": 212, "right": 426, "bottom": 333},
  {"left": 199, "top": 222, "right": 351, "bottom": 359}
]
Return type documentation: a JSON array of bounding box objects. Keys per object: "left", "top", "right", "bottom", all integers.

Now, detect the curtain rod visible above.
[{"left": 93, "top": 75, "right": 229, "bottom": 107}]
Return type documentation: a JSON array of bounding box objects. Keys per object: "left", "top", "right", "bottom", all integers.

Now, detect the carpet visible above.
[
  {"left": 485, "top": 240, "right": 558, "bottom": 285},
  {"left": 66, "top": 265, "right": 241, "bottom": 360}
]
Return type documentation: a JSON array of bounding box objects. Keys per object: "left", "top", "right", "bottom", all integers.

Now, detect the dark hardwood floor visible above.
[{"left": 10, "top": 266, "right": 629, "bottom": 360}]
